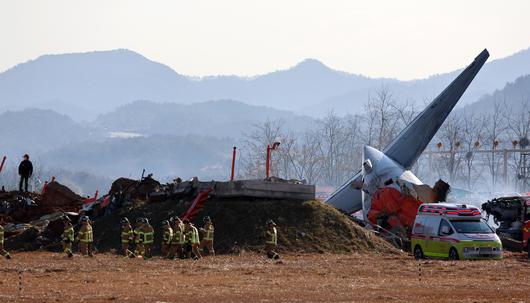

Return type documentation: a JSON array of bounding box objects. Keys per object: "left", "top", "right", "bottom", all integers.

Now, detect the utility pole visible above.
[
  {"left": 230, "top": 147, "right": 237, "bottom": 181},
  {"left": 266, "top": 142, "right": 281, "bottom": 178},
  {"left": 503, "top": 149, "right": 508, "bottom": 188}
]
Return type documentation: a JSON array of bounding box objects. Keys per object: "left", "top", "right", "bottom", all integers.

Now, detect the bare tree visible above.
[
  {"left": 275, "top": 131, "right": 298, "bottom": 179},
  {"left": 392, "top": 98, "right": 419, "bottom": 126},
  {"left": 318, "top": 111, "right": 346, "bottom": 186},
  {"left": 437, "top": 113, "right": 464, "bottom": 184},
  {"left": 362, "top": 96, "right": 378, "bottom": 147},
  {"left": 362, "top": 85, "right": 408, "bottom": 151},
  {"left": 239, "top": 119, "right": 285, "bottom": 179},
  {"left": 504, "top": 96, "right": 530, "bottom": 190},
  {"left": 482, "top": 99, "right": 507, "bottom": 192},
  {"left": 460, "top": 111, "right": 486, "bottom": 190},
  {"left": 283, "top": 130, "right": 324, "bottom": 184},
  {"left": 337, "top": 114, "right": 363, "bottom": 181}
]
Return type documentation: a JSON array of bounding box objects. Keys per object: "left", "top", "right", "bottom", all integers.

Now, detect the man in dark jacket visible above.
[{"left": 18, "top": 154, "right": 33, "bottom": 192}]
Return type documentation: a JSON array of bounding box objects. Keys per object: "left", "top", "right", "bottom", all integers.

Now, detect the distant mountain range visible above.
[
  {"left": 306, "top": 48, "right": 530, "bottom": 115},
  {"left": 2, "top": 47, "right": 530, "bottom": 195},
  {"left": 2, "top": 47, "right": 530, "bottom": 120},
  {"left": 0, "top": 109, "right": 97, "bottom": 156},
  {"left": 462, "top": 74, "right": 530, "bottom": 114},
  {"left": 0, "top": 101, "right": 311, "bottom": 182},
  {"left": 40, "top": 134, "right": 233, "bottom": 180},
  {"left": 94, "top": 99, "right": 314, "bottom": 137},
  {"left": 1, "top": 99, "right": 312, "bottom": 155}
]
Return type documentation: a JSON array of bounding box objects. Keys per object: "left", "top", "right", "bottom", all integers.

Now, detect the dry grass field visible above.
[{"left": 1, "top": 251, "right": 529, "bottom": 302}]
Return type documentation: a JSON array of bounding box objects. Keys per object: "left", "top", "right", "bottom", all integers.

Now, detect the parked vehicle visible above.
[
  {"left": 411, "top": 203, "right": 502, "bottom": 260},
  {"left": 482, "top": 195, "right": 530, "bottom": 258}
]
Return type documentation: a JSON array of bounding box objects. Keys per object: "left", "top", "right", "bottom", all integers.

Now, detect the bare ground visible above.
[{"left": 1, "top": 251, "right": 529, "bottom": 303}]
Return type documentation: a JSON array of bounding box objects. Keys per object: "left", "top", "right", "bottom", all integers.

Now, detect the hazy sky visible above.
[{"left": 1, "top": 0, "right": 529, "bottom": 80}]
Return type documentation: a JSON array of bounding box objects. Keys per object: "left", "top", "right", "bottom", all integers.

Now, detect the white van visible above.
[{"left": 411, "top": 203, "right": 502, "bottom": 260}]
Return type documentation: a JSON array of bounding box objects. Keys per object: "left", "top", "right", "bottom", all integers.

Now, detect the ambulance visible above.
[{"left": 411, "top": 203, "right": 502, "bottom": 260}]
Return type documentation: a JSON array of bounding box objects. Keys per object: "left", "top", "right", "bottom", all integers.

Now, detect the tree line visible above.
[{"left": 237, "top": 87, "right": 530, "bottom": 194}]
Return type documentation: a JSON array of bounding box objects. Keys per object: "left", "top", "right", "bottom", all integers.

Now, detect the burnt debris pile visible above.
[
  {"left": 1, "top": 181, "right": 83, "bottom": 251},
  {"left": 2, "top": 176, "right": 398, "bottom": 255}
]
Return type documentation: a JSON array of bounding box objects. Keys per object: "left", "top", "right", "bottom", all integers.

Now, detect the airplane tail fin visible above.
[
  {"left": 384, "top": 49, "right": 489, "bottom": 168},
  {"left": 325, "top": 49, "right": 489, "bottom": 213}
]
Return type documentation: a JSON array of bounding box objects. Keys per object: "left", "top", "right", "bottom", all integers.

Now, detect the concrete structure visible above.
[
  {"left": 165, "top": 179, "right": 315, "bottom": 201},
  {"left": 214, "top": 180, "right": 315, "bottom": 200}
]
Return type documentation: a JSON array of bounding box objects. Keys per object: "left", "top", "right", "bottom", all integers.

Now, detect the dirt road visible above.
[{"left": 1, "top": 251, "right": 529, "bottom": 302}]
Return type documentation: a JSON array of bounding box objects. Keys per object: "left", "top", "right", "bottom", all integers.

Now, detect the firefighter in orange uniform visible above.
[
  {"left": 121, "top": 217, "right": 134, "bottom": 257},
  {"left": 168, "top": 217, "right": 185, "bottom": 259},
  {"left": 76, "top": 216, "right": 93, "bottom": 257},
  {"left": 184, "top": 219, "right": 201, "bottom": 259},
  {"left": 199, "top": 216, "right": 215, "bottom": 256},
  {"left": 61, "top": 216, "right": 74, "bottom": 258},
  {"left": 161, "top": 220, "right": 173, "bottom": 258},
  {"left": 141, "top": 218, "right": 154, "bottom": 259},
  {"left": 133, "top": 218, "right": 144, "bottom": 258},
  {"left": 265, "top": 219, "right": 280, "bottom": 260}
]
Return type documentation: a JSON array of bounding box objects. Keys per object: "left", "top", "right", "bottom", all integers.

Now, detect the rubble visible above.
[
  {"left": 2, "top": 176, "right": 398, "bottom": 256},
  {"left": 1, "top": 181, "right": 82, "bottom": 251},
  {"left": 110, "top": 176, "right": 161, "bottom": 201},
  {"left": 0, "top": 181, "right": 83, "bottom": 224}
]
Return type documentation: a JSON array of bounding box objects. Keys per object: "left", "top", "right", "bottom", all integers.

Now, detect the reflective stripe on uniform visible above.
[
  {"left": 78, "top": 225, "right": 93, "bottom": 243},
  {"left": 144, "top": 231, "right": 154, "bottom": 244},
  {"left": 204, "top": 225, "right": 214, "bottom": 241},
  {"left": 186, "top": 226, "right": 200, "bottom": 244},
  {"left": 122, "top": 228, "right": 133, "bottom": 243},
  {"left": 172, "top": 226, "right": 186, "bottom": 245},
  {"left": 134, "top": 229, "right": 142, "bottom": 243},
  {"left": 194, "top": 228, "right": 200, "bottom": 244},
  {"left": 163, "top": 228, "right": 173, "bottom": 244},
  {"left": 137, "top": 231, "right": 145, "bottom": 243},
  {"left": 63, "top": 226, "right": 75, "bottom": 241},
  {"left": 266, "top": 227, "right": 277, "bottom": 245}
]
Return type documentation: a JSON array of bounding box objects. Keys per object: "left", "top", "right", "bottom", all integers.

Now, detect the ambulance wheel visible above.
[
  {"left": 414, "top": 245, "right": 424, "bottom": 259},
  {"left": 449, "top": 247, "right": 459, "bottom": 260}
]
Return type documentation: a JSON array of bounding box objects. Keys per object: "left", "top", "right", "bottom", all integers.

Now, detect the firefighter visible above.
[
  {"left": 161, "top": 220, "right": 173, "bottom": 258},
  {"left": 0, "top": 216, "right": 12, "bottom": 259},
  {"left": 265, "top": 219, "right": 280, "bottom": 260},
  {"left": 120, "top": 217, "right": 134, "bottom": 257},
  {"left": 141, "top": 218, "right": 154, "bottom": 259},
  {"left": 168, "top": 217, "right": 185, "bottom": 259},
  {"left": 199, "top": 216, "right": 215, "bottom": 256},
  {"left": 133, "top": 218, "right": 144, "bottom": 258},
  {"left": 61, "top": 216, "right": 74, "bottom": 258},
  {"left": 184, "top": 219, "right": 201, "bottom": 259},
  {"left": 76, "top": 216, "right": 93, "bottom": 257}
]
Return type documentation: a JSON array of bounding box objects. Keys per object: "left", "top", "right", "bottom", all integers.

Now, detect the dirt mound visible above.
[
  {"left": 110, "top": 177, "right": 161, "bottom": 201},
  {"left": 93, "top": 198, "right": 397, "bottom": 255},
  {"left": 42, "top": 181, "right": 84, "bottom": 207}
]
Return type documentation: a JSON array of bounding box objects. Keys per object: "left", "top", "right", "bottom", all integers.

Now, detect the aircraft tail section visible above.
[
  {"left": 325, "top": 49, "right": 489, "bottom": 213},
  {"left": 384, "top": 49, "right": 489, "bottom": 168}
]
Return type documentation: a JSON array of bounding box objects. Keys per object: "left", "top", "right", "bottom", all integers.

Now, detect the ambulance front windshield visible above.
[{"left": 449, "top": 220, "right": 494, "bottom": 234}]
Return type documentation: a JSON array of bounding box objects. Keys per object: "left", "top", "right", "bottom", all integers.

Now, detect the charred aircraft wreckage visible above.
[{"left": 326, "top": 49, "right": 490, "bottom": 245}]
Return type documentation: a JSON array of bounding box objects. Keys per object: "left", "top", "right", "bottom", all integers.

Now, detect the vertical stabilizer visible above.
[
  {"left": 384, "top": 49, "right": 489, "bottom": 168},
  {"left": 325, "top": 49, "right": 489, "bottom": 213}
]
